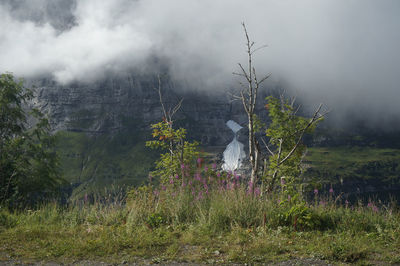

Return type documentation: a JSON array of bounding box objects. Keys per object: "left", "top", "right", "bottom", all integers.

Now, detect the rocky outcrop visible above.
[{"left": 31, "top": 74, "right": 254, "bottom": 145}]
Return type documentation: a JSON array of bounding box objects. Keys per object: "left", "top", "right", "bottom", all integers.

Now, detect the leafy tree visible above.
[
  {"left": 262, "top": 94, "right": 326, "bottom": 194},
  {"left": 146, "top": 120, "right": 199, "bottom": 183},
  {"left": 0, "top": 73, "right": 64, "bottom": 207},
  {"left": 146, "top": 76, "right": 199, "bottom": 184}
]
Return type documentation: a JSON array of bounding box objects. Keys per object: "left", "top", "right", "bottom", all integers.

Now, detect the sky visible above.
[{"left": 0, "top": 0, "right": 399, "bottom": 127}]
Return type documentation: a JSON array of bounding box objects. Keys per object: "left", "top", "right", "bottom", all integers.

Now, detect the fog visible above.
[{"left": 1, "top": 0, "right": 399, "bottom": 126}]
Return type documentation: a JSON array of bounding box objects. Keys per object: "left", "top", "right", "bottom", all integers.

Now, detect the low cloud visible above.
[{"left": 0, "top": 0, "right": 399, "bottom": 125}]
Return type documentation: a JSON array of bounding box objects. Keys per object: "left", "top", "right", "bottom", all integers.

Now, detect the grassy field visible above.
[
  {"left": 55, "top": 130, "right": 158, "bottom": 200},
  {"left": 1, "top": 170, "right": 400, "bottom": 265},
  {"left": 53, "top": 125, "right": 400, "bottom": 202},
  {"left": 304, "top": 146, "right": 400, "bottom": 187}
]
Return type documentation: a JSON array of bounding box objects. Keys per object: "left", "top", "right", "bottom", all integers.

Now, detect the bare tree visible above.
[{"left": 232, "top": 23, "right": 270, "bottom": 185}]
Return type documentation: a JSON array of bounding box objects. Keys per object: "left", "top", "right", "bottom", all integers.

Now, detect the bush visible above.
[{"left": 0, "top": 210, "right": 18, "bottom": 229}]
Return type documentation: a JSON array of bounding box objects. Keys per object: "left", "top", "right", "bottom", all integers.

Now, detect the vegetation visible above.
[
  {"left": 0, "top": 45, "right": 398, "bottom": 264},
  {"left": 262, "top": 95, "right": 324, "bottom": 195},
  {"left": 54, "top": 130, "right": 157, "bottom": 200},
  {"left": 0, "top": 73, "right": 64, "bottom": 208},
  {"left": 146, "top": 121, "right": 199, "bottom": 184},
  {"left": 146, "top": 76, "right": 199, "bottom": 184},
  {"left": 232, "top": 23, "right": 270, "bottom": 185},
  {"left": 304, "top": 146, "right": 400, "bottom": 184},
  {"left": 1, "top": 164, "right": 400, "bottom": 264},
  {"left": 232, "top": 24, "right": 327, "bottom": 194}
]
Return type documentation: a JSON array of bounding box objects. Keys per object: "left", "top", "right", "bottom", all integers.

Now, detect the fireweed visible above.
[{"left": 125, "top": 158, "right": 398, "bottom": 233}]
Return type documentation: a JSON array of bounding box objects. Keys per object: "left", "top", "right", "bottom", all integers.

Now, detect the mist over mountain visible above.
[{"left": 1, "top": 0, "right": 400, "bottom": 128}]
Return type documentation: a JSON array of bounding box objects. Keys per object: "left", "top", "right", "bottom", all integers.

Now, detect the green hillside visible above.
[
  {"left": 303, "top": 146, "right": 400, "bottom": 188},
  {"left": 55, "top": 130, "right": 157, "bottom": 199}
]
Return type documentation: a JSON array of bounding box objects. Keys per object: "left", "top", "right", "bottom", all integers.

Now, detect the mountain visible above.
[
  {"left": 30, "top": 73, "right": 252, "bottom": 197},
  {"left": 29, "top": 73, "right": 400, "bottom": 201}
]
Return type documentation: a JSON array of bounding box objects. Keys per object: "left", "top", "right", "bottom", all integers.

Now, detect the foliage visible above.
[
  {"left": 54, "top": 129, "right": 157, "bottom": 201},
  {"left": 304, "top": 146, "right": 400, "bottom": 186},
  {"left": 264, "top": 95, "right": 322, "bottom": 194},
  {"left": 0, "top": 73, "right": 64, "bottom": 208},
  {"left": 1, "top": 178, "right": 400, "bottom": 264},
  {"left": 146, "top": 212, "right": 165, "bottom": 229},
  {"left": 146, "top": 120, "right": 199, "bottom": 183}
]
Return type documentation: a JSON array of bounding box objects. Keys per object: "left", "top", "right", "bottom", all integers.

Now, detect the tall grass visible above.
[{"left": 1, "top": 163, "right": 400, "bottom": 263}]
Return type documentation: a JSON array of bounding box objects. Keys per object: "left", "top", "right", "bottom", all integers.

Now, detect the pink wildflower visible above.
[
  {"left": 247, "top": 181, "right": 254, "bottom": 195},
  {"left": 329, "top": 187, "right": 334, "bottom": 194},
  {"left": 314, "top": 188, "right": 318, "bottom": 195},
  {"left": 212, "top": 163, "right": 217, "bottom": 170},
  {"left": 195, "top": 172, "right": 201, "bottom": 181},
  {"left": 197, "top": 158, "right": 203, "bottom": 167},
  {"left": 235, "top": 174, "right": 240, "bottom": 181},
  {"left": 248, "top": 181, "right": 253, "bottom": 188},
  {"left": 197, "top": 191, "right": 204, "bottom": 200}
]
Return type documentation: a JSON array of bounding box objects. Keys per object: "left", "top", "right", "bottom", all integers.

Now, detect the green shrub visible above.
[
  {"left": 0, "top": 210, "right": 18, "bottom": 229},
  {"left": 328, "top": 239, "right": 367, "bottom": 262},
  {"left": 274, "top": 202, "right": 335, "bottom": 231},
  {"left": 146, "top": 213, "right": 165, "bottom": 228}
]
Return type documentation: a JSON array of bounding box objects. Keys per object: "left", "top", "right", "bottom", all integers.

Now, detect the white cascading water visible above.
[{"left": 222, "top": 120, "right": 246, "bottom": 172}]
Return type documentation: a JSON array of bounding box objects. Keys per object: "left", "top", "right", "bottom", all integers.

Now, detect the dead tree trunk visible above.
[{"left": 232, "top": 23, "right": 270, "bottom": 185}]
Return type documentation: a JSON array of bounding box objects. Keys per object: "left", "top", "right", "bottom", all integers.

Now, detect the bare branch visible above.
[
  {"left": 261, "top": 137, "right": 275, "bottom": 156},
  {"left": 155, "top": 75, "right": 168, "bottom": 120},
  {"left": 293, "top": 104, "right": 301, "bottom": 115},
  {"left": 251, "top": 44, "right": 268, "bottom": 55},
  {"left": 277, "top": 139, "right": 283, "bottom": 164},
  {"left": 238, "top": 63, "right": 250, "bottom": 82},
  {"left": 232, "top": 72, "right": 247, "bottom": 78},
  {"left": 258, "top": 73, "right": 271, "bottom": 84},
  {"left": 278, "top": 104, "right": 324, "bottom": 166},
  {"left": 290, "top": 95, "right": 297, "bottom": 108},
  {"left": 241, "top": 90, "right": 250, "bottom": 115},
  {"left": 252, "top": 67, "right": 259, "bottom": 111},
  {"left": 170, "top": 98, "right": 183, "bottom": 119}
]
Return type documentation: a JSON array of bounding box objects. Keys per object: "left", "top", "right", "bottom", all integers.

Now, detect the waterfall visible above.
[{"left": 222, "top": 120, "right": 246, "bottom": 172}]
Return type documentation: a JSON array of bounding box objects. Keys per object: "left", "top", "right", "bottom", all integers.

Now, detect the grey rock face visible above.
[{"left": 31, "top": 74, "right": 251, "bottom": 146}]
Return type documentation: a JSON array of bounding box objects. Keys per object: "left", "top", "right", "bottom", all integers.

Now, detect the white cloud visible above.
[{"left": 0, "top": 0, "right": 399, "bottom": 122}]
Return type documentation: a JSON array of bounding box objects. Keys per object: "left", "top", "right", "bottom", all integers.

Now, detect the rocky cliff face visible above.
[{"left": 31, "top": 73, "right": 251, "bottom": 146}]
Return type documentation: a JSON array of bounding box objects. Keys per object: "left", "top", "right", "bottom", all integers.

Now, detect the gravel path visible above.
[{"left": 0, "top": 253, "right": 333, "bottom": 266}]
